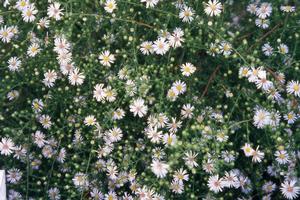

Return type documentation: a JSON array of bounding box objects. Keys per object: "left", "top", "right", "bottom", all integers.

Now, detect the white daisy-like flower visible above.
[
  {"left": 141, "top": 0, "right": 159, "bottom": 8},
  {"left": 140, "top": 41, "right": 154, "bottom": 55},
  {"left": 68, "top": 68, "right": 85, "bottom": 86},
  {"left": 284, "top": 112, "right": 298, "bottom": 124},
  {"left": 256, "top": 3, "right": 272, "bottom": 19},
  {"left": 251, "top": 146, "right": 264, "bottom": 163},
  {"left": 104, "top": 0, "right": 117, "bottom": 13},
  {"left": 275, "top": 150, "right": 290, "bottom": 164},
  {"left": 8, "top": 57, "right": 21, "bottom": 72},
  {"left": 47, "top": 2, "right": 64, "bottom": 21},
  {"left": 72, "top": 172, "right": 89, "bottom": 188},
  {"left": 33, "top": 130, "right": 47, "bottom": 148},
  {"left": 286, "top": 80, "right": 300, "bottom": 97},
  {"left": 22, "top": 4, "right": 38, "bottom": 22},
  {"left": 37, "top": 17, "right": 50, "bottom": 29},
  {"left": 0, "top": 26, "right": 14, "bottom": 43},
  {"left": 184, "top": 151, "right": 198, "bottom": 168},
  {"left": 179, "top": 6, "right": 194, "bottom": 23},
  {"left": 280, "top": 5, "right": 296, "bottom": 13},
  {"left": 172, "top": 80, "right": 186, "bottom": 94},
  {"left": 27, "top": 43, "right": 41, "bottom": 57},
  {"left": 15, "top": 0, "right": 30, "bottom": 11},
  {"left": 180, "top": 62, "right": 196, "bottom": 76},
  {"left": 241, "top": 143, "right": 254, "bottom": 157},
  {"left": 262, "top": 43, "right": 273, "bottom": 56},
  {"left": 255, "top": 18, "right": 270, "bottom": 29},
  {"left": 162, "top": 133, "right": 177, "bottom": 146},
  {"left": 43, "top": 70, "right": 58, "bottom": 88},
  {"left": 129, "top": 98, "right": 148, "bottom": 117},
  {"left": 93, "top": 83, "right": 106, "bottom": 102},
  {"left": 280, "top": 179, "right": 300, "bottom": 200},
  {"left": 99, "top": 50, "right": 115, "bottom": 67},
  {"left": 0, "top": 137, "right": 15, "bottom": 156},
  {"left": 153, "top": 37, "right": 170, "bottom": 55},
  {"left": 84, "top": 115, "right": 97, "bottom": 126},
  {"left": 253, "top": 108, "right": 270, "bottom": 128},
  {"left": 208, "top": 175, "right": 225, "bottom": 193},
  {"left": 204, "top": 0, "right": 223, "bottom": 17},
  {"left": 278, "top": 43, "right": 289, "bottom": 54},
  {"left": 219, "top": 41, "right": 232, "bottom": 56},
  {"left": 150, "top": 159, "right": 169, "bottom": 178},
  {"left": 39, "top": 115, "right": 52, "bottom": 129},
  {"left": 7, "top": 90, "right": 20, "bottom": 101}
]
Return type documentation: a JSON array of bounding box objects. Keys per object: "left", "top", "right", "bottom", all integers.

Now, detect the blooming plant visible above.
[{"left": 0, "top": 0, "right": 300, "bottom": 199}]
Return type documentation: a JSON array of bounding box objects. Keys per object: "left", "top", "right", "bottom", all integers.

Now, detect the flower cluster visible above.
[{"left": 0, "top": 0, "right": 300, "bottom": 200}]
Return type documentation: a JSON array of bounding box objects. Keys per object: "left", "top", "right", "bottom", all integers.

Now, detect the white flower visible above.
[
  {"left": 287, "top": 80, "right": 300, "bottom": 97},
  {"left": 168, "top": 28, "right": 184, "bottom": 48},
  {"left": 104, "top": 0, "right": 117, "bottom": 13},
  {"left": 241, "top": 143, "right": 254, "bottom": 157},
  {"left": 145, "top": 126, "right": 162, "bottom": 143},
  {"left": 150, "top": 159, "right": 169, "bottom": 178},
  {"left": 255, "top": 18, "right": 270, "bottom": 29},
  {"left": 84, "top": 115, "right": 96, "bottom": 126},
  {"left": 246, "top": 3, "right": 257, "bottom": 14},
  {"left": 47, "top": 2, "right": 64, "bottom": 21},
  {"left": 278, "top": 43, "right": 289, "bottom": 54},
  {"left": 8, "top": 57, "right": 21, "bottom": 72},
  {"left": 141, "top": 0, "right": 159, "bottom": 8},
  {"left": 0, "top": 26, "right": 14, "bottom": 43},
  {"left": 256, "top": 3, "right": 272, "bottom": 19},
  {"left": 251, "top": 146, "right": 264, "bottom": 163},
  {"left": 39, "top": 115, "right": 52, "bottom": 129},
  {"left": 179, "top": 6, "right": 194, "bottom": 23},
  {"left": 223, "top": 171, "right": 239, "bottom": 188},
  {"left": 204, "top": 0, "right": 222, "bottom": 17},
  {"left": 140, "top": 41, "right": 154, "bottom": 55},
  {"left": 22, "top": 4, "right": 38, "bottom": 22},
  {"left": 253, "top": 108, "right": 270, "bottom": 128},
  {"left": 170, "top": 180, "right": 184, "bottom": 194},
  {"left": 219, "top": 41, "right": 232, "bottom": 56},
  {"left": 7, "top": 90, "right": 19, "bottom": 101},
  {"left": 255, "top": 71, "right": 273, "bottom": 91},
  {"left": 7, "top": 168, "right": 22, "bottom": 184},
  {"left": 184, "top": 151, "right": 198, "bottom": 168},
  {"left": 262, "top": 43, "right": 273, "bottom": 56},
  {"left": 284, "top": 112, "right": 298, "bottom": 124},
  {"left": 106, "top": 127, "right": 123, "bottom": 142},
  {"left": 181, "top": 104, "right": 194, "bottom": 119},
  {"left": 93, "top": 83, "right": 106, "bottom": 102},
  {"left": 162, "top": 133, "right": 177, "bottom": 146},
  {"left": 208, "top": 175, "right": 225, "bottom": 193},
  {"left": 173, "top": 168, "right": 189, "bottom": 182},
  {"left": 280, "top": 180, "right": 300, "bottom": 200},
  {"left": 33, "top": 130, "right": 47, "bottom": 148},
  {"left": 280, "top": 5, "right": 296, "bottom": 13},
  {"left": 15, "top": 0, "right": 30, "bottom": 11},
  {"left": 180, "top": 62, "right": 196, "bottom": 76},
  {"left": 68, "top": 68, "right": 85, "bottom": 86},
  {"left": 72, "top": 173, "right": 89, "bottom": 188},
  {"left": 54, "top": 36, "right": 71, "bottom": 54},
  {"left": 37, "top": 17, "right": 50, "bottom": 29},
  {"left": 275, "top": 150, "right": 290, "bottom": 164},
  {"left": 129, "top": 98, "right": 148, "bottom": 117},
  {"left": 43, "top": 70, "right": 58, "bottom": 88},
  {"left": 0, "top": 137, "right": 15, "bottom": 156},
  {"left": 172, "top": 80, "right": 186, "bottom": 94},
  {"left": 99, "top": 50, "right": 115, "bottom": 67},
  {"left": 153, "top": 37, "right": 170, "bottom": 55},
  {"left": 27, "top": 43, "right": 41, "bottom": 57}
]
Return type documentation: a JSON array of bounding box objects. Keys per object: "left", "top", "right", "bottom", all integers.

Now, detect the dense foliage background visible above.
[{"left": 0, "top": 0, "right": 300, "bottom": 199}]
